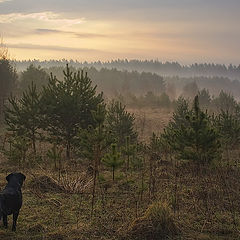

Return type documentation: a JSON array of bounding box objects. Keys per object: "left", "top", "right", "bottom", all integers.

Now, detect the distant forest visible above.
[
  {"left": 5, "top": 60, "right": 240, "bottom": 102},
  {"left": 45, "top": 66, "right": 165, "bottom": 96},
  {"left": 13, "top": 59, "right": 240, "bottom": 80},
  {"left": 43, "top": 66, "right": 240, "bottom": 100}
]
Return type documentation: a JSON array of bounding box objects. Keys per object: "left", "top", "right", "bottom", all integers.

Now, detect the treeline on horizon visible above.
[
  {"left": 46, "top": 66, "right": 240, "bottom": 100},
  {"left": 2, "top": 63, "right": 240, "bottom": 116},
  {"left": 3, "top": 63, "right": 240, "bottom": 105},
  {"left": 12, "top": 59, "right": 240, "bottom": 80}
]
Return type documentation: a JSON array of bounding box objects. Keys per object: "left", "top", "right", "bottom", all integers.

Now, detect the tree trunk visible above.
[
  {"left": 32, "top": 130, "right": 36, "bottom": 156},
  {"left": 66, "top": 140, "right": 70, "bottom": 160},
  {"left": 112, "top": 166, "right": 115, "bottom": 181}
]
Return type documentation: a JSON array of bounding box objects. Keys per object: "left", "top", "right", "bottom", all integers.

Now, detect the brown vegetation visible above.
[{"left": 0, "top": 106, "right": 240, "bottom": 240}]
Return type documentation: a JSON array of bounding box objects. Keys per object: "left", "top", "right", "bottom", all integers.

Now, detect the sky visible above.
[{"left": 0, "top": 0, "right": 239, "bottom": 64}]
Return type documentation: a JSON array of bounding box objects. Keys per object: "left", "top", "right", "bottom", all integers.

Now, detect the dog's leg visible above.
[
  {"left": 3, "top": 214, "right": 7, "bottom": 228},
  {"left": 12, "top": 211, "right": 19, "bottom": 231}
]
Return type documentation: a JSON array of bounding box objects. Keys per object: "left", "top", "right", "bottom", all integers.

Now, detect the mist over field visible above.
[{"left": 11, "top": 59, "right": 240, "bottom": 100}]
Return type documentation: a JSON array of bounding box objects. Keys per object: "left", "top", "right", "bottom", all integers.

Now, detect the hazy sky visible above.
[{"left": 0, "top": 0, "right": 239, "bottom": 64}]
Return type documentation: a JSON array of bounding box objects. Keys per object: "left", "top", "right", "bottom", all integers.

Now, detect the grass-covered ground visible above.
[
  {"left": 0, "top": 109, "right": 240, "bottom": 240},
  {"left": 0, "top": 157, "right": 240, "bottom": 240}
]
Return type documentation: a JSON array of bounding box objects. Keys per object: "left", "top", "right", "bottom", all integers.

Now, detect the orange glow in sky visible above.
[{"left": 0, "top": 0, "right": 239, "bottom": 64}]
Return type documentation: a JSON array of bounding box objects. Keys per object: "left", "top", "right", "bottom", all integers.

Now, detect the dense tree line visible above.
[
  {"left": 166, "top": 76, "right": 240, "bottom": 99},
  {"left": 13, "top": 59, "right": 240, "bottom": 80},
  {"left": 44, "top": 66, "right": 165, "bottom": 96},
  {"left": 8, "top": 63, "right": 240, "bottom": 112},
  {"left": 12, "top": 63, "right": 240, "bottom": 101}
]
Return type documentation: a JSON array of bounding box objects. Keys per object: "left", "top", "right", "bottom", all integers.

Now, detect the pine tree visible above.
[
  {"left": 162, "top": 97, "right": 191, "bottom": 149},
  {"left": 78, "top": 104, "right": 112, "bottom": 170},
  {"left": 4, "top": 82, "right": 41, "bottom": 155},
  {"left": 164, "top": 96, "right": 221, "bottom": 165},
  {"left": 106, "top": 100, "right": 137, "bottom": 147},
  {"left": 102, "top": 143, "right": 123, "bottom": 181},
  {"left": 41, "top": 64, "right": 103, "bottom": 159},
  {"left": 3, "top": 135, "right": 30, "bottom": 168},
  {"left": 170, "top": 96, "right": 191, "bottom": 129},
  {"left": 198, "top": 88, "right": 211, "bottom": 108},
  {"left": 46, "top": 143, "right": 63, "bottom": 170},
  {"left": 215, "top": 110, "right": 240, "bottom": 150},
  {"left": 122, "top": 135, "right": 136, "bottom": 170},
  {"left": 78, "top": 104, "right": 112, "bottom": 216},
  {"left": 212, "top": 90, "right": 237, "bottom": 114}
]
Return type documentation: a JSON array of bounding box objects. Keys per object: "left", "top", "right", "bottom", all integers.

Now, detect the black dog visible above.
[{"left": 0, "top": 173, "right": 26, "bottom": 231}]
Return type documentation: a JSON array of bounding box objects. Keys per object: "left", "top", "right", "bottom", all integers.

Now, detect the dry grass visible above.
[
  {"left": 0, "top": 161, "right": 239, "bottom": 240},
  {"left": 0, "top": 110, "right": 240, "bottom": 240},
  {"left": 127, "top": 107, "right": 172, "bottom": 142},
  {"left": 126, "top": 201, "right": 179, "bottom": 240}
]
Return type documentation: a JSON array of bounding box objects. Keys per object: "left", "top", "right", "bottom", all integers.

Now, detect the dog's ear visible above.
[{"left": 6, "top": 173, "right": 13, "bottom": 182}]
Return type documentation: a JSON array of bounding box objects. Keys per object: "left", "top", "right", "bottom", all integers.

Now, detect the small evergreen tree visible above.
[
  {"left": 198, "top": 88, "right": 211, "bottom": 108},
  {"left": 122, "top": 135, "right": 136, "bottom": 170},
  {"left": 212, "top": 90, "right": 237, "bottom": 114},
  {"left": 164, "top": 96, "right": 221, "bottom": 165},
  {"left": 102, "top": 143, "right": 123, "bottom": 181},
  {"left": 162, "top": 97, "right": 191, "bottom": 154},
  {"left": 215, "top": 110, "right": 240, "bottom": 150},
  {"left": 46, "top": 143, "right": 63, "bottom": 170},
  {"left": 3, "top": 134, "right": 30, "bottom": 168},
  {"left": 170, "top": 96, "right": 191, "bottom": 129},
  {"left": 78, "top": 104, "right": 112, "bottom": 170},
  {"left": 106, "top": 100, "right": 137, "bottom": 147},
  {"left": 78, "top": 104, "right": 112, "bottom": 216},
  {"left": 4, "top": 82, "right": 42, "bottom": 155},
  {"left": 41, "top": 64, "right": 103, "bottom": 159}
]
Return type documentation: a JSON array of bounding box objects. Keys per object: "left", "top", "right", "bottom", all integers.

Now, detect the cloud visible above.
[
  {"left": 35, "top": 28, "right": 63, "bottom": 34},
  {"left": 0, "top": 0, "right": 12, "bottom": 3},
  {"left": 7, "top": 43, "right": 107, "bottom": 53},
  {"left": 0, "top": 11, "right": 84, "bottom": 26},
  {"left": 35, "top": 28, "right": 106, "bottom": 38}
]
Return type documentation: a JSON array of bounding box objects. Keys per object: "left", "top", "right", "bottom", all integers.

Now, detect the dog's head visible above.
[{"left": 6, "top": 173, "right": 26, "bottom": 187}]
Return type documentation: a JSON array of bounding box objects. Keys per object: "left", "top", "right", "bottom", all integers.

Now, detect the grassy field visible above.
[{"left": 0, "top": 109, "right": 240, "bottom": 240}]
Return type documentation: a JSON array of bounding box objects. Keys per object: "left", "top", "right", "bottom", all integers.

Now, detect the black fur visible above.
[{"left": 0, "top": 173, "right": 26, "bottom": 231}]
